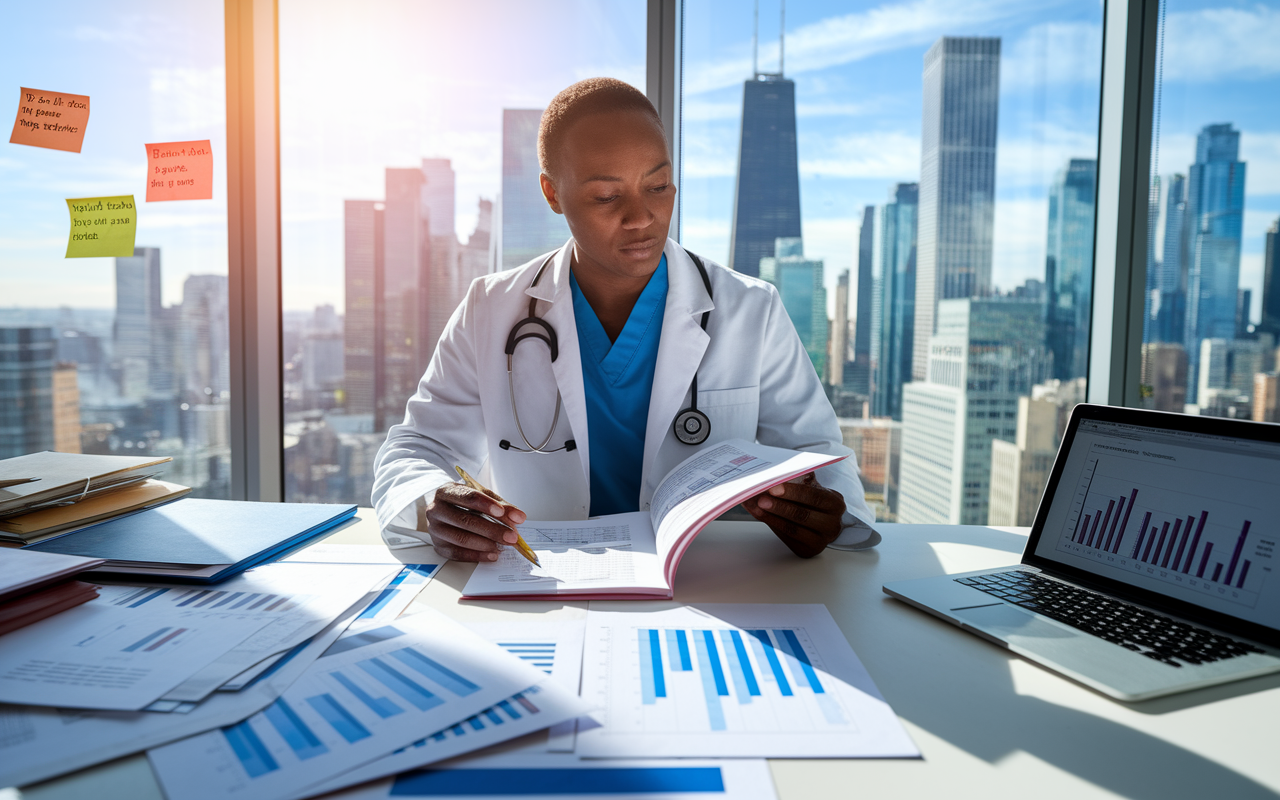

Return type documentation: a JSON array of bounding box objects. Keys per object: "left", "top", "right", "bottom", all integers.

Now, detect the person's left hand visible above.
[{"left": 742, "top": 472, "right": 846, "bottom": 558}]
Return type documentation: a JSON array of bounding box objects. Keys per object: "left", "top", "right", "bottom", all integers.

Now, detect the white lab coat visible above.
[{"left": 372, "top": 238, "right": 878, "bottom": 549}]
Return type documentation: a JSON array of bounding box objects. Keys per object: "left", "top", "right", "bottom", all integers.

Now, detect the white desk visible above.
[{"left": 17, "top": 513, "right": 1280, "bottom": 800}]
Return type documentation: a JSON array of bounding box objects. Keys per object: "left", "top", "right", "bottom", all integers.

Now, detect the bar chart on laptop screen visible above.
[{"left": 1054, "top": 443, "right": 1275, "bottom": 608}]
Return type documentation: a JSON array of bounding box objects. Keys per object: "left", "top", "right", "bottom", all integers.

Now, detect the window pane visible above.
[
  {"left": 681, "top": 1, "right": 1102, "bottom": 524},
  {"left": 1, "top": 2, "right": 229, "bottom": 496},
  {"left": 1140, "top": 0, "right": 1280, "bottom": 424},
  {"left": 279, "top": 0, "right": 646, "bottom": 504}
]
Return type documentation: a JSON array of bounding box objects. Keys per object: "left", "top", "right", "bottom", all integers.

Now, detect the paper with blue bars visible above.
[
  {"left": 579, "top": 604, "right": 918, "bottom": 758},
  {"left": 148, "top": 608, "right": 555, "bottom": 800}
]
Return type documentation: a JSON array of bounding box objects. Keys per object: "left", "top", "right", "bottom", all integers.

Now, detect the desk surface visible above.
[{"left": 20, "top": 512, "right": 1280, "bottom": 800}]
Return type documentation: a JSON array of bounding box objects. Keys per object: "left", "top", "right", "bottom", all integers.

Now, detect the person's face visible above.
[{"left": 540, "top": 109, "right": 675, "bottom": 284}]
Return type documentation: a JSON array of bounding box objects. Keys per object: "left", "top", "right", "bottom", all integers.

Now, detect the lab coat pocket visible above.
[{"left": 696, "top": 386, "right": 760, "bottom": 442}]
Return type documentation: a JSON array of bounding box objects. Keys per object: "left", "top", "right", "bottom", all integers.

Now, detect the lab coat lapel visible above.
[
  {"left": 525, "top": 240, "right": 591, "bottom": 490},
  {"left": 641, "top": 241, "right": 713, "bottom": 500}
]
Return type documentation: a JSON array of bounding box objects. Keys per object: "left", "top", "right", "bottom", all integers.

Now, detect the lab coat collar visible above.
[{"left": 640, "top": 240, "right": 715, "bottom": 503}]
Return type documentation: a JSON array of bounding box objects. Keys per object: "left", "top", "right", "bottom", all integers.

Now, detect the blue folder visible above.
[{"left": 23, "top": 499, "right": 358, "bottom": 583}]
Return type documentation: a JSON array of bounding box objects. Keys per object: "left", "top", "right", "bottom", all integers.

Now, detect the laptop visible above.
[{"left": 883, "top": 403, "right": 1280, "bottom": 701}]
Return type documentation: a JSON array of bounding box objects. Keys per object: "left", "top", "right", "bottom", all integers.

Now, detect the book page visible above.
[
  {"left": 651, "top": 441, "right": 841, "bottom": 579},
  {"left": 463, "top": 513, "right": 667, "bottom": 596}
]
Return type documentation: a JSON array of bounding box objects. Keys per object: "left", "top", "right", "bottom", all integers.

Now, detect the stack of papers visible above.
[
  {"left": 0, "top": 557, "right": 439, "bottom": 788},
  {"left": 24, "top": 498, "right": 359, "bottom": 582},
  {"left": 0, "top": 451, "right": 172, "bottom": 527},
  {"left": 0, "top": 478, "right": 189, "bottom": 544},
  {"left": 0, "top": 548, "right": 103, "bottom": 635}
]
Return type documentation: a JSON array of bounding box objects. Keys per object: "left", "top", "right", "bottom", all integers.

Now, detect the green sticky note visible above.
[{"left": 65, "top": 195, "right": 137, "bottom": 258}]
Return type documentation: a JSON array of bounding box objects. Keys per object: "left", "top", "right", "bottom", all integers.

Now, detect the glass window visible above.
[
  {"left": 279, "top": 0, "right": 646, "bottom": 504},
  {"left": 1, "top": 2, "right": 230, "bottom": 496},
  {"left": 681, "top": 1, "right": 1103, "bottom": 524},
  {"left": 1139, "top": 0, "right": 1280, "bottom": 425}
]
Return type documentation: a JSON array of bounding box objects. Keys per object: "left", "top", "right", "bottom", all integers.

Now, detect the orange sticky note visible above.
[
  {"left": 9, "top": 87, "right": 90, "bottom": 153},
  {"left": 145, "top": 140, "right": 214, "bottom": 202}
]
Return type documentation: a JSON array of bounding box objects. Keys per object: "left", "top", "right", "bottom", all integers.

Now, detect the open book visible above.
[{"left": 461, "top": 439, "right": 844, "bottom": 600}]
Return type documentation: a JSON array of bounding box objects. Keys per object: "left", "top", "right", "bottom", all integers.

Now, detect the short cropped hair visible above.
[{"left": 538, "top": 78, "right": 666, "bottom": 180}]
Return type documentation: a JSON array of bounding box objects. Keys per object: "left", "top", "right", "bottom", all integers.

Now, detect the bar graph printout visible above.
[
  {"left": 579, "top": 604, "right": 918, "bottom": 759},
  {"left": 0, "top": 579, "right": 389, "bottom": 789},
  {"left": 297, "top": 619, "right": 593, "bottom": 798},
  {"left": 321, "top": 757, "right": 778, "bottom": 800},
  {"left": 1041, "top": 421, "right": 1279, "bottom": 629},
  {"left": 148, "top": 608, "right": 553, "bottom": 800}
]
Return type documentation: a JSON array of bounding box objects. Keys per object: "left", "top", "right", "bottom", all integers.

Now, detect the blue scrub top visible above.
[{"left": 570, "top": 255, "right": 668, "bottom": 516}]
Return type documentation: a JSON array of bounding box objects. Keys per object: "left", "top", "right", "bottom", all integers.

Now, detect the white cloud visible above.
[
  {"left": 150, "top": 67, "right": 226, "bottom": 139},
  {"left": 1162, "top": 6, "right": 1280, "bottom": 83},
  {"left": 991, "top": 196, "right": 1048, "bottom": 290},
  {"left": 996, "top": 123, "right": 1098, "bottom": 190},
  {"left": 800, "top": 131, "right": 921, "bottom": 180},
  {"left": 1000, "top": 21, "right": 1102, "bottom": 92},
  {"left": 684, "top": 0, "right": 1052, "bottom": 96}
]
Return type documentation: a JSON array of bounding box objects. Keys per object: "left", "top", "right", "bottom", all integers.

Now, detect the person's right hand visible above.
[{"left": 422, "top": 483, "right": 527, "bottom": 562}]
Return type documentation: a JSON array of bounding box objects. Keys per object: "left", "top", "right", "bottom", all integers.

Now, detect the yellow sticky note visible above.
[{"left": 65, "top": 195, "right": 137, "bottom": 258}]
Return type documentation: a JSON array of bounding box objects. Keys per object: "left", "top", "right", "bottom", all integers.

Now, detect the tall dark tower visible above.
[{"left": 728, "top": 4, "right": 801, "bottom": 278}]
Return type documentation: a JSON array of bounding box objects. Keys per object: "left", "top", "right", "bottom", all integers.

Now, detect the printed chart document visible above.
[
  {"left": 462, "top": 440, "right": 842, "bottom": 600},
  {"left": 0, "top": 562, "right": 396, "bottom": 711},
  {"left": 0, "top": 576, "right": 392, "bottom": 788},
  {"left": 300, "top": 617, "right": 593, "bottom": 798},
  {"left": 148, "top": 609, "right": 554, "bottom": 800},
  {"left": 323, "top": 756, "right": 778, "bottom": 800},
  {"left": 578, "top": 604, "right": 918, "bottom": 759}
]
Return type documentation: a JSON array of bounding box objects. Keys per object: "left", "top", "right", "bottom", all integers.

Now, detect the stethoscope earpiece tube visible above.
[{"left": 505, "top": 248, "right": 715, "bottom": 453}]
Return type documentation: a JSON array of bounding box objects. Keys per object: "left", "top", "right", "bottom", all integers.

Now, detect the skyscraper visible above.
[
  {"left": 501, "top": 109, "right": 569, "bottom": 270},
  {"left": 830, "top": 271, "right": 848, "bottom": 388},
  {"left": 872, "top": 183, "right": 918, "bottom": 420},
  {"left": 844, "top": 205, "right": 875, "bottom": 395},
  {"left": 422, "top": 158, "right": 462, "bottom": 357},
  {"left": 729, "top": 75, "right": 802, "bottom": 278},
  {"left": 343, "top": 199, "right": 383, "bottom": 420},
  {"left": 382, "top": 167, "right": 429, "bottom": 428},
  {"left": 898, "top": 298, "right": 1050, "bottom": 524},
  {"left": 913, "top": 37, "right": 1001, "bottom": 380},
  {"left": 181, "top": 275, "right": 229, "bottom": 404},
  {"left": 1147, "top": 173, "right": 1188, "bottom": 344},
  {"left": 1045, "top": 158, "right": 1097, "bottom": 381},
  {"left": 1185, "top": 123, "right": 1247, "bottom": 402},
  {"left": 1260, "top": 218, "right": 1280, "bottom": 339},
  {"left": 114, "top": 247, "right": 162, "bottom": 400},
  {"left": 0, "top": 327, "right": 55, "bottom": 458},
  {"left": 758, "top": 238, "right": 827, "bottom": 379}
]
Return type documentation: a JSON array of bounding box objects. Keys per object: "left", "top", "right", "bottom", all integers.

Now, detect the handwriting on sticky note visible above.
[
  {"left": 65, "top": 196, "right": 137, "bottom": 258},
  {"left": 145, "top": 140, "right": 213, "bottom": 202},
  {"left": 9, "top": 88, "right": 90, "bottom": 153}
]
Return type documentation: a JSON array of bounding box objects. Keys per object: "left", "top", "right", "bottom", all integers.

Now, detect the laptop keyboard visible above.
[{"left": 957, "top": 571, "right": 1265, "bottom": 668}]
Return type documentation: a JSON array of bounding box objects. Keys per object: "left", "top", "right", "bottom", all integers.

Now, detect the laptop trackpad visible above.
[{"left": 953, "top": 604, "right": 1081, "bottom": 643}]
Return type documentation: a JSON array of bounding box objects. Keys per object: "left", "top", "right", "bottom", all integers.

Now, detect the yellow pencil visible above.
[{"left": 454, "top": 466, "right": 541, "bottom": 567}]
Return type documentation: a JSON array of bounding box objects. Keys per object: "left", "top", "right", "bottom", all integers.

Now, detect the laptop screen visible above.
[{"left": 1028, "top": 408, "right": 1280, "bottom": 637}]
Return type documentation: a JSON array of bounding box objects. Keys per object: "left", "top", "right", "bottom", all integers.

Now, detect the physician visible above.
[{"left": 372, "top": 77, "right": 879, "bottom": 561}]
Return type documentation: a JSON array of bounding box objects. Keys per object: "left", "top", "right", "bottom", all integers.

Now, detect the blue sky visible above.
[{"left": 1, "top": 0, "right": 1278, "bottom": 321}]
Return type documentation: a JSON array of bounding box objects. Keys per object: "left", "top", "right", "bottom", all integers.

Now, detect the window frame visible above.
[{"left": 224, "top": 0, "right": 1164, "bottom": 502}]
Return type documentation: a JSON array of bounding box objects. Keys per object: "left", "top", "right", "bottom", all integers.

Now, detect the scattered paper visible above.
[
  {"left": 145, "top": 140, "right": 214, "bottom": 201},
  {"left": 578, "top": 603, "right": 919, "bottom": 759},
  {"left": 9, "top": 87, "right": 90, "bottom": 152},
  {"left": 65, "top": 195, "right": 137, "bottom": 258},
  {"left": 148, "top": 609, "right": 553, "bottom": 800}
]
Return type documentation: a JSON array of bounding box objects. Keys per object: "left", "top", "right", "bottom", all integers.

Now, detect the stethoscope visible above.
[{"left": 500, "top": 247, "right": 714, "bottom": 453}]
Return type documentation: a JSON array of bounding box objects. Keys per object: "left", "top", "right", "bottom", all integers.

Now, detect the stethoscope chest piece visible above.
[{"left": 673, "top": 408, "right": 711, "bottom": 445}]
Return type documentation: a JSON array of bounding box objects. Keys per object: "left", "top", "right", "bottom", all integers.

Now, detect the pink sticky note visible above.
[
  {"left": 144, "top": 140, "right": 214, "bottom": 202},
  {"left": 9, "top": 88, "right": 90, "bottom": 153}
]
